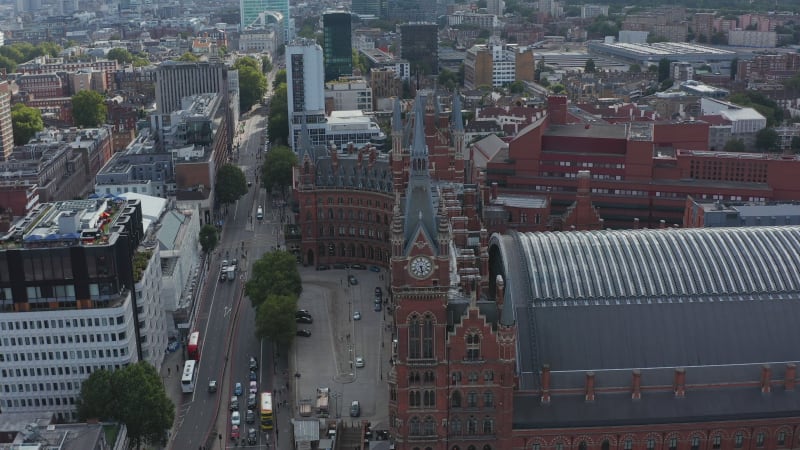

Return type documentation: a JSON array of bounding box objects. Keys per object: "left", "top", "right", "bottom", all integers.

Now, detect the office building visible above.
[
  {"left": 241, "top": 0, "right": 291, "bottom": 41},
  {"left": 0, "top": 81, "right": 14, "bottom": 162},
  {"left": 325, "top": 77, "right": 372, "bottom": 112},
  {"left": 323, "top": 12, "right": 353, "bottom": 82},
  {"left": 728, "top": 30, "right": 777, "bottom": 48},
  {"left": 581, "top": 4, "right": 608, "bottom": 18},
  {"left": 352, "top": 0, "right": 383, "bottom": 18},
  {"left": 684, "top": 197, "right": 800, "bottom": 227},
  {"left": 154, "top": 61, "right": 228, "bottom": 114},
  {"left": 286, "top": 40, "right": 327, "bottom": 151},
  {"left": 0, "top": 198, "right": 151, "bottom": 421},
  {"left": 399, "top": 23, "right": 439, "bottom": 76},
  {"left": 464, "top": 41, "right": 535, "bottom": 89}
]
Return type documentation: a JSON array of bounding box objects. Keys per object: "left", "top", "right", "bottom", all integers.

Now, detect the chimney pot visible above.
[
  {"left": 633, "top": 218, "right": 640, "bottom": 230},
  {"left": 786, "top": 364, "right": 796, "bottom": 391},
  {"left": 674, "top": 368, "right": 686, "bottom": 398},
  {"left": 541, "top": 365, "right": 551, "bottom": 404},
  {"left": 585, "top": 371, "right": 596, "bottom": 402},
  {"left": 632, "top": 369, "right": 642, "bottom": 400},
  {"left": 660, "top": 219, "right": 666, "bottom": 229},
  {"left": 761, "top": 364, "right": 772, "bottom": 394}
]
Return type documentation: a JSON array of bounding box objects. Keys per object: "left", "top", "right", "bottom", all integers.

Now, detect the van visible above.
[{"left": 256, "top": 206, "right": 264, "bottom": 220}]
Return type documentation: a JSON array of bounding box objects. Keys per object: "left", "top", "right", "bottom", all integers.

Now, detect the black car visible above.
[
  {"left": 350, "top": 263, "right": 366, "bottom": 270},
  {"left": 247, "top": 393, "right": 257, "bottom": 410},
  {"left": 333, "top": 263, "right": 348, "bottom": 270},
  {"left": 297, "top": 329, "right": 312, "bottom": 337},
  {"left": 247, "top": 428, "right": 257, "bottom": 445},
  {"left": 296, "top": 316, "right": 313, "bottom": 324},
  {"left": 249, "top": 370, "right": 257, "bottom": 381},
  {"left": 296, "top": 309, "right": 312, "bottom": 318},
  {"left": 249, "top": 356, "right": 258, "bottom": 371},
  {"left": 245, "top": 409, "right": 255, "bottom": 424},
  {"left": 316, "top": 264, "right": 330, "bottom": 271},
  {"left": 375, "top": 287, "right": 382, "bottom": 297}
]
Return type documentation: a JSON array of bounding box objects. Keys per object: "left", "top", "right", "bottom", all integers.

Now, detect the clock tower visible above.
[{"left": 387, "top": 93, "right": 517, "bottom": 450}]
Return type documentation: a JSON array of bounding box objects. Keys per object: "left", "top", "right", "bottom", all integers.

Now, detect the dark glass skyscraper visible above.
[{"left": 323, "top": 11, "right": 353, "bottom": 82}]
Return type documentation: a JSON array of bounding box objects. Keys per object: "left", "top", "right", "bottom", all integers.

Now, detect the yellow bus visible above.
[{"left": 259, "top": 392, "right": 274, "bottom": 430}]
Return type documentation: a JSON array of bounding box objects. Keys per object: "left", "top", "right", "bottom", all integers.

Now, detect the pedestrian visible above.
[
  {"left": 176, "top": 364, "right": 180, "bottom": 372},
  {"left": 167, "top": 368, "right": 171, "bottom": 376}
]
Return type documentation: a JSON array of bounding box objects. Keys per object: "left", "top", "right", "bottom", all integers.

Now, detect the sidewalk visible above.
[{"left": 161, "top": 347, "right": 187, "bottom": 447}]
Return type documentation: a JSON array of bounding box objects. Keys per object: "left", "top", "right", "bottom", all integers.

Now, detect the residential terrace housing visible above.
[{"left": 0, "top": 127, "right": 114, "bottom": 218}]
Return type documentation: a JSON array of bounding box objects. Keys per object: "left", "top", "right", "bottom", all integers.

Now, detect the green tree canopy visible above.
[
  {"left": 438, "top": 68, "right": 459, "bottom": 91},
  {"left": 584, "top": 58, "right": 596, "bottom": 73},
  {"left": 236, "top": 63, "right": 268, "bottom": 112},
  {"left": 234, "top": 56, "right": 261, "bottom": 72},
  {"left": 755, "top": 127, "right": 779, "bottom": 152},
  {"left": 262, "top": 56, "right": 273, "bottom": 73},
  {"left": 267, "top": 83, "right": 289, "bottom": 145},
  {"left": 273, "top": 69, "right": 287, "bottom": 91},
  {"left": 71, "top": 90, "right": 107, "bottom": 127},
  {"left": 178, "top": 52, "right": 199, "bottom": 62},
  {"left": 245, "top": 250, "right": 302, "bottom": 309},
  {"left": 11, "top": 103, "right": 44, "bottom": 145},
  {"left": 107, "top": 48, "right": 134, "bottom": 64},
  {"left": 261, "top": 145, "right": 297, "bottom": 196},
  {"left": 199, "top": 224, "right": 219, "bottom": 254},
  {"left": 215, "top": 164, "right": 248, "bottom": 204},
  {"left": 508, "top": 80, "right": 525, "bottom": 94},
  {"left": 255, "top": 294, "right": 297, "bottom": 346},
  {"left": 550, "top": 84, "right": 565, "bottom": 94},
  {"left": 76, "top": 362, "right": 174, "bottom": 448},
  {"left": 723, "top": 138, "right": 746, "bottom": 152}
]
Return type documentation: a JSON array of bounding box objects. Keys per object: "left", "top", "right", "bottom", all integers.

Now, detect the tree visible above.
[
  {"left": 215, "top": 164, "right": 248, "bottom": 205},
  {"left": 11, "top": 103, "right": 44, "bottom": 145},
  {"left": 508, "top": 80, "right": 525, "bottom": 94},
  {"left": 177, "top": 52, "right": 198, "bottom": 62},
  {"left": 755, "top": 127, "right": 779, "bottom": 152},
  {"left": 0, "top": 55, "right": 17, "bottom": 74},
  {"left": 76, "top": 362, "right": 174, "bottom": 449},
  {"left": 255, "top": 294, "right": 297, "bottom": 346},
  {"left": 199, "top": 224, "right": 219, "bottom": 254},
  {"left": 233, "top": 56, "right": 260, "bottom": 72},
  {"left": 236, "top": 64, "right": 268, "bottom": 112},
  {"left": 261, "top": 145, "right": 297, "bottom": 196},
  {"left": 262, "top": 55, "right": 273, "bottom": 74},
  {"left": 584, "top": 58, "right": 596, "bottom": 73},
  {"left": 272, "top": 69, "right": 287, "bottom": 91},
  {"left": 658, "top": 58, "right": 672, "bottom": 83},
  {"left": 107, "top": 48, "right": 134, "bottom": 64},
  {"left": 245, "top": 250, "right": 302, "bottom": 309},
  {"left": 438, "top": 68, "right": 458, "bottom": 91},
  {"left": 267, "top": 83, "right": 289, "bottom": 145},
  {"left": 76, "top": 369, "right": 115, "bottom": 421},
  {"left": 723, "top": 138, "right": 746, "bottom": 152},
  {"left": 114, "top": 362, "right": 175, "bottom": 449},
  {"left": 629, "top": 63, "right": 641, "bottom": 73},
  {"left": 71, "top": 90, "right": 107, "bottom": 127},
  {"left": 550, "top": 84, "right": 565, "bottom": 94}
]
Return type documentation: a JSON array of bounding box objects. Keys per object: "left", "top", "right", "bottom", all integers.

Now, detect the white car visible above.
[
  {"left": 249, "top": 381, "right": 257, "bottom": 395},
  {"left": 353, "top": 311, "right": 361, "bottom": 320},
  {"left": 231, "top": 411, "right": 241, "bottom": 426},
  {"left": 355, "top": 356, "right": 365, "bottom": 368}
]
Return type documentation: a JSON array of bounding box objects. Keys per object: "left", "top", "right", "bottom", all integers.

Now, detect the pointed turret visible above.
[
  {"left": 403, "top": 94, "right": 438, "bottom": 255},
  {"left": 297, "top": 117, "right": 315, "bottom": 164},
  {"left": 451, "top": 93, "right": 464, "bottom": 133}
]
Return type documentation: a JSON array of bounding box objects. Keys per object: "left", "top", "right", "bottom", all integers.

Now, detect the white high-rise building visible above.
[{"left": 286, "top": 39, "right": 326, "bottom": 151}]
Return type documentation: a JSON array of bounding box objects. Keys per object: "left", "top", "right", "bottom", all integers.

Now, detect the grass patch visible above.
[{"left": 103, "top": 424, "right": 120, "bottom": 447}]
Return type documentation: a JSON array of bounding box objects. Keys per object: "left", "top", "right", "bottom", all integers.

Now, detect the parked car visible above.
[
  {"left": 348, "top": 275, "right": 358, "bottom": 285},
  {"left": 369, "top": 265, "right": 381, "bottom": 273},
  {"left": 208, "top": 380, "right": 217, "bottom": 393},
  {"left": 374, "top": 302, "right": 382, "bottom": 312},
  {"left": 230, "top": 425, "right": 240, "bottom": 440},
  {"left": 316, "top": 264, "right": 330, "bottom": 271},
  {"left": 353, "top": 311, "right": 362, "bottom": 320},
  {"left": 229, "top": 396, "right": 239, "bottom": 411},
  {"left": 231, "top": 411, "right": 241, "bottom": 426},
  {"left": 249, "top": 381, "right": 258, "bottom": 395},
  {"left": 333, "top": 263, "right": 348, "bottom": 269},
  {"left": 296, "top": 316, "right": 313, "bottom": 324},
  {"left": 297, "top": 329, "right": 312, "bottom": 337},
  {"left": 234, "top": 382, "right": 243, "bottom": 396},
  {"left": 296, "top": 309, "right": 311, "bottom": 317},
  {"left": 245, "top": 409, "right": 255, "bottom": 424},
  {"left": 375, "top": 287, "right": 382, "bottom": 296},
  {"left": 351, "top": 263, "right": 366, "bottom": 270},
  {"left": 355, "top": 356, "right": 365, "bottom": 368},
  {"left": 247, "top": 393, "right": 257, "bottom": 410},
  {"left": 350, "top": 400, "right": 361, "bottom": 417},
  {"left": 247, "top": 428, "right": 257, "bottom": 445}
]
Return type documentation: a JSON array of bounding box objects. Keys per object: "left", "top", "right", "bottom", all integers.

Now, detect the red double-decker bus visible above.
[{"left": 187, "top": 331, "right": 200, "bottom": 360}]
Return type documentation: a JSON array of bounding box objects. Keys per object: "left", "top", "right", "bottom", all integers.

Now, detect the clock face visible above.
[{"left": 409, "top": 256, "right": 433, "bottom": 278}]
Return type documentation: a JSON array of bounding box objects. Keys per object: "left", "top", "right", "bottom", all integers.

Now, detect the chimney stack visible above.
[
  {"left": 541, "top": 365, "right": 551, "bottom": 404},
  {"left": 585, "top": 372, "right": 596, "bottom": 402},
  {"left": 632, "top": 370, "right": 642, "bottom": 400},
  {"left": 785, "top": 364, "right": 796, "bottom": 391},
  {"left": 761, "top": 365, "right": 772, "bottom": 394},
  {"left": 660, "top": 219, "right": 666, "bottom": 229},
  {"left": 633, "top": 218, "right": 640, "bottom": 229},
  {"left": 674, "top": 368, "right": 686, "bottom": 398},
  {"left": 491, "top": 182, "right": 498, "bottom": 200}
]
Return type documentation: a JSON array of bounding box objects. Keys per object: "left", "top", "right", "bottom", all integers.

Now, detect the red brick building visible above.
[{"left": 485, "top": 96, "right": 800, "bottom": 229}]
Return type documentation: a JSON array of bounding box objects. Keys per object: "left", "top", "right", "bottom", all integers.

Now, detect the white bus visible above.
[{"left": 181, "top": 360, "right": 198, "bottom": 393}]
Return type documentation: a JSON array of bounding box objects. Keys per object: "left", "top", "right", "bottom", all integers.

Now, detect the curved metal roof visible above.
[{"left": 514, "top": 226, "right": 800, "bottom": 301}]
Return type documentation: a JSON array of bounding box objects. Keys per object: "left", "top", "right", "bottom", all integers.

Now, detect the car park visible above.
[
  {"left": 234, "top": 382, "right": 243, "bottom": 396},
  {"left": 297, "top": 329, "right": 312, "bottom": 337},
  {"left": 348, "top": 275, "right": 358, "bottom": 285},
  {"left": 230, "top": 425, "right": 240, "bottom": 440},
  {"left": 230, "top": 396, "right": 239, "bottom": 411},
  {"left": 208, "top": 380, "right": 217, "bottom": 393},
  {"left": 231, "top": 411, "right": 241, "bottom": 426},
  {"left": 350, "top": 400, "right": 361, "bottom": 417},
  {"left": 353, "top": 311, "right": 361, "bottom": 320},
  {"left": 355, "top": 356, "right": 365, "bottom": 368},
  {"left": 249, "top": 381, "right": 258, "bottom": 395},
  {"left": 245, "top": 409, "right": 255, "bottom": 424}
]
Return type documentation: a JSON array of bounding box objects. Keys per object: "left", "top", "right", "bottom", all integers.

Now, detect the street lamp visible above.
[{"left": 331, "top": 391, "right": 342, "bottom": 419}]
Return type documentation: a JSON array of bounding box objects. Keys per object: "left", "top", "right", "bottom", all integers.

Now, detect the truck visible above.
[
  {"left": 316, "top": 387, "right": 330, "bottom": 417},
  {"left": 299, "top": 400, "right": 313, "bottom": 417}
]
